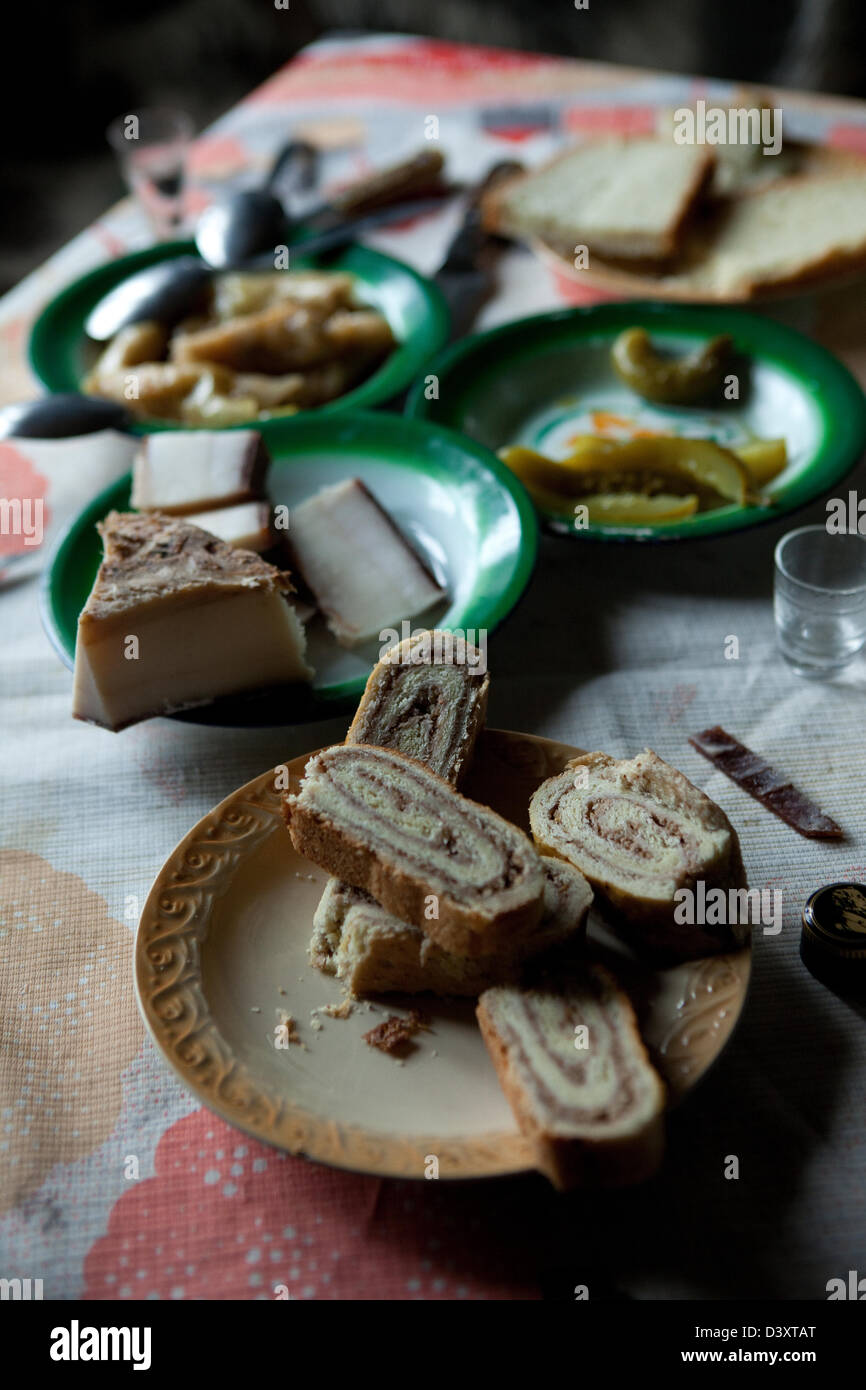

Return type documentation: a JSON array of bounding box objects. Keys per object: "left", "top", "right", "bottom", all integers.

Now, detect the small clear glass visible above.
[
  {"left": 774, "top": 524, "right": 866, "bottom": 679},
  {"left": 107, "top": 107, "right": 194, "bottom": 239}
]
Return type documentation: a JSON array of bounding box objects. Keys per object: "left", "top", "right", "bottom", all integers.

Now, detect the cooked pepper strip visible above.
[{"left": 689, "top": 726, "right": 844, "bottom": 840}]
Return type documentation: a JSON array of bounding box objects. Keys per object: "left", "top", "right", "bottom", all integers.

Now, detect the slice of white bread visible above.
[
  {"left": 311, "top": 857, "right": 592, "bottom": 997},
  {"left": 482, "top": 137, "right": 713, "bottom": 260},
  {"left": 346, "top": 629, "right": 489, "bottom": 787},
  {"left": 676, "top": 169, "right": 866, "bottom": 297},
  {"left": 656, "top": 91, "right": 866, "bottom": 198},
  {"left": 477, "top": 963, "right": 666, "bottom": 1190}
]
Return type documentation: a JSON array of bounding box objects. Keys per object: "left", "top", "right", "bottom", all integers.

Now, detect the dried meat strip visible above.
[{"left": 688, "top": 726, "right": 843, "bottom": 840}]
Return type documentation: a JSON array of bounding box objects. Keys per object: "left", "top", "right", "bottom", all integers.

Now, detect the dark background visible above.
[{"left": 2, "top": 0, "right": 866, "bottom": 293}]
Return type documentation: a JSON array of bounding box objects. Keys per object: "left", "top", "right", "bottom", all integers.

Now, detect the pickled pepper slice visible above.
[{"left": 688, "top": 726, "right": 843, "bottom": 839}]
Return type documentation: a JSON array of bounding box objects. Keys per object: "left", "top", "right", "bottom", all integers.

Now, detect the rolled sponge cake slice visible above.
[
  {"left": 311, "top": 857, "right": 592, "bottom": 997},
  {"left": 284, "top": 743, "right": 546, "bottom": 958},
  {"left": 529, "top": 749, "right": 747, "bottom": 957},
  {"left": 477, "top": 963, "right": 666, "bottom": 1190},
  {"left": 310, "top": 628, "right": 492, "bottom": 988},
  {"left": 347, "top": 629, "right": 489, "bottom": 787}
]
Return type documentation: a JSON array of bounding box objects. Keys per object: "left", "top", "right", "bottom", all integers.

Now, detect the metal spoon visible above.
[
  {"left": 84, "top": 255, "right": 213, "bottom": 343},
  {"left": 84, "top": 194, "right": 450, "bottom": 342},
  {"left": 85, "top": 142, "right": 318, "bottom": 342},
  {"left": 0, "top": 393, "right": 134, "bottom": 439},
  {"left": 194, "top": 140, "right": 318, "bottom": 270}
]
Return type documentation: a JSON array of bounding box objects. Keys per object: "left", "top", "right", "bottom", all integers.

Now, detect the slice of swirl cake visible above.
[
  {"left": 311, "top": 628, "right": 491, "bottom": 987},
  {"left": 347, "top": 630, "right": 489, "bottom": 787},
  {"left": 477, "top": 964, "right": 666, "bottom": 1190},
  {"left": 529, "top": 750, "right": 747, "bottom": 957},
  {"left": 312, "top": 857, "right": 592, "bottom": 997},
  {"left": 284, "top": 744, "right": 546, "bottom": 958}
]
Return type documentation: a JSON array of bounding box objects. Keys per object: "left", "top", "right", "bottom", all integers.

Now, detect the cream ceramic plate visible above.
[
  {"left": 533, "top": 234, "right": 866, "bottom": 305},
  {"left": 135, "top": 729, "right": 751, "bottom": 1182}
]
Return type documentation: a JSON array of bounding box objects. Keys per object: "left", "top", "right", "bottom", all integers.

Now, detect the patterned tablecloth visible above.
[{"left": 2, "top": 32, "right": 865, "bottom": 1302}]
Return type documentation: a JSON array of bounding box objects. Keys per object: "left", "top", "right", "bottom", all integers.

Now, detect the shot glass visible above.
[
  {"left": 107, "top": 107, "right": 194, "bottom": 239},
  {"left": 774, "top": 524, "right": 866, "bottom": 678}
]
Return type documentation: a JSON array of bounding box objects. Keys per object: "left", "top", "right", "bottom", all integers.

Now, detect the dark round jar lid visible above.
[{"left": 801, "top": 882, "right": 866, "bottom": 987}]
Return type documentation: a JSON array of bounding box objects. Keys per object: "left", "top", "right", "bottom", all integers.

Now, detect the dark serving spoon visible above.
[
  {"left": 194, "top": 140, "right": 318, "bottom": 270},
  {"left": 0, "top": 393, "right": 134, "bottom": 439},
  {"left": 83, "top": 193, "right": 451, "bottom": 343},
  {"left": 86, "top": 141, "right": 319, "bottom": 341}
]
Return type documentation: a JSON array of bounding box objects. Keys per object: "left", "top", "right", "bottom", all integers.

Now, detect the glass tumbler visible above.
[
  {"left": 774, "top": 524, "right": 866, "bottom": 679},
  {"left": 107, "top": 107, "right": 194, "bottom": 239}
]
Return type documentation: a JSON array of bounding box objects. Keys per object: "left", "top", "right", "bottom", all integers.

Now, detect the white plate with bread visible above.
[
  {"left": 135, "top": 631, "right": 751, "bottom": 1189},
  {"left": 482, "top": 129, "right": 866, "bottom": 304}
]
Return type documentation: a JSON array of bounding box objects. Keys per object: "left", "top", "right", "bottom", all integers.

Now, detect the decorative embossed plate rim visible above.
[{"left": 134, "top": 729, "right": 751, "bottom": 1182}]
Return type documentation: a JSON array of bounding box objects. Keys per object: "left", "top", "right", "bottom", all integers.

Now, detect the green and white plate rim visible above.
[
  {"left": 41, "top": 410, "right": 538, "bottom": 722},
  {"left": 27, "top": 238, "right": 451, "bottom": 432},
  {"left": 405, "top": 301, "right": 866, "bottom": 542}
]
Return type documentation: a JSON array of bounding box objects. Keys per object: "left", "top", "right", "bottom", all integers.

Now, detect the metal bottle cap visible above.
[{"left": 801, "top": 882, "right": 866, "bottom": 988}]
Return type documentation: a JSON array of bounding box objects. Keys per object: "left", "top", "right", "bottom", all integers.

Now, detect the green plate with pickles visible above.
[{"left": 405, "top": 303, "right": 866, "bottom": 542}]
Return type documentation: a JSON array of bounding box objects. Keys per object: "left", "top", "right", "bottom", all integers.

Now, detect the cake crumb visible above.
[
  {"left": 319, "top": 998, "right": 354, "bottom": 1020},
  {"left": 310, "top": 1013, "right": 323, "bottom": 1032},
  {"left": 277, "top": 1009, "right": 305, "bottom": 1048},
  {"left": 250, "top": 1006, "right": 261, "bottom": 1014},
  {"left": 363, "top": 1010, "right": 431, "bottom": 1058}
]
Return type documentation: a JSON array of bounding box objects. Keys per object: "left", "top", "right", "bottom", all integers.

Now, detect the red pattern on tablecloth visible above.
[
  {"left": 90, "top": 221, "right": 128, "bottom": 260},
  {"left": 0, "top": 443, "right": 49, "bottom": 556},
  {"left": 828, "top": 122, "right": 866, "bottom": 152},
  {"left": 82, "top": 1109, "right": 539, "bottom": 1301},
  {"left": 246, "top": 37, "right": 578, "bottom": 107},
  {"left": 187, "top": 135, "right": 250, "bottom": 178},
  {"left": 563, "top": 104, "right": 656, "bottom": 135}
]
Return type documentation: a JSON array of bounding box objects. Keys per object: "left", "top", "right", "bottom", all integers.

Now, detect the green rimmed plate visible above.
[
  {"left": 405, "top": 302, "right": 866, "bottom": 542},
  {"left": 28, "top": 240, "right": 450, "bottom": 433},
  {"left": 41, "top": 411, "right": 537, "bottom": 726}
]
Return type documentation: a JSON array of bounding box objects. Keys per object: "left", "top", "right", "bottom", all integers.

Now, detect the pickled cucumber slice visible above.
[
  {"left": 579, "top": 492, "right": 700, "bottom": 524},
  {"left": 611, "top": 327, "right": 734, "bottom": 404},
  {"left": 735, "top": 437, "right": 787, "bottom": 487},
  {"left": 500, "top": 438, "right": 749, "bottom": 507}
]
